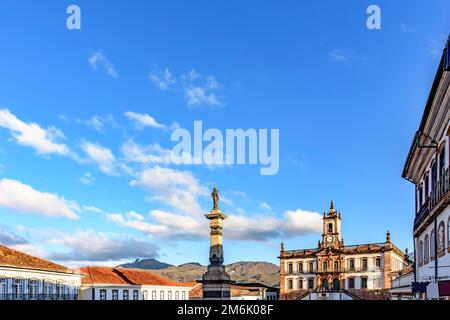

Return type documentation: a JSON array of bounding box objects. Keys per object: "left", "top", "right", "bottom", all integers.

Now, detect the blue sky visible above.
[{"left": 0, "top": 0, "right": 449, "bottom": 267}]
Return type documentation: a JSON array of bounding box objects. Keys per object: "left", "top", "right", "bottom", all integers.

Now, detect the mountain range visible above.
[{"left": 118, "top": 259, "right": 280, "bottom": 287}]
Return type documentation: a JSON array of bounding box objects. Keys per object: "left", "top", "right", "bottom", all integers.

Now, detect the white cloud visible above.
[
  {"left": 148, "top": 68, "right": 224, "bottom": 107},
  {"left": 81, "top": 141, "right": 118, "bottom": 176},
  {"left": 0, "top": 225, "right": 29, "bottom": 246},
  {"left": 124, "top": 111, "right": 167, "bottom": 130},
  {"left": 76, "top": 115, "right": 117, "bottom": 132},
  {"left": 0, "top": 178, "right": 80, "bottom": 220},
  {"left": 121, "top": 139, "right": 175, "bottom": 165},
  {"left": 329, "top": 50, "right": 368, "bottom": 64},
  {"left": 400, "top": 23, "right": 414, "bottom": 33},
  {"left": 183, "top": 70, "right": 223, "bottom": 107},
  {"left": 185, "top": 86, "right": 222, "bottom": 107},
  {"left": 107, "top": 209, "right": 207, "bottom": 240},
  {"left": 108, "top": 204, "right": 322, "bottom": 242},
  {"left": 282, "top": 209, "right": 324, "bottom": 236},
  {"left": 149, "top": 68, "right": 176, "bottom": 90},
  {"left": 130, "top": 166, "right": 208, "bottom": 216},
  {"left": 48, "top": 229, "right": 158, "bottom": 262},
  {"left": 79, "top": 172, "right": 95, "bottom": 185},
  {"left": 82, "top": 205, "right": 103, "bottom": 213},
  {"left": 428, "top": 37, "right": 447, "bottom": 59},
  {"left": 259, "top": 201, "right": 272, "bottom": 211},
  {"left": 88, "top": 51, "right": 118, "bottom": 78},
  {"left": 0, "top": 108, "right": 69, "bottom": 155}
]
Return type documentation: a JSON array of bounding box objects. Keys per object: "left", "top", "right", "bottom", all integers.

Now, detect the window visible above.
[
  {"left": 298, "top": 279, "right": 303, "bottom": 289},
  {"left": 308, "top": 278, "right": 314, "bottom": 289},
  {"left": 418, "top": 184, "right": 423, "bottom": 206},
  {"left": 424, "top": 235, "right": 430, "bottom": 264},
  {"left": 12, "top": 279, "right": 23, "bottom": 299},
  {"left": 309, "top": 262, "right": 314, "bottom": 273},
  {"left": 374, "top": 277, "right": 382, "bottom": 289},
  {"left": 328, "top": 223, "right": 333, "bottom": 233},
  {"left": 160, "top": 291, "right": 165, "bottom": 300},
  {"left": 323, "top": 261, "right": 328, "bottom": 271},
  {"left": 123, "top": 290, "right": 129, "bottom": 300},
  {"left": 99, "top": 289, "right": 107, "bottom": 300},
  {"left": 349, "top": 259, "right": 355, "bottom": 271},
  {"left": 168, "top": 291, "right": 172, "bottom": 300},
  {"left": 431, "top": 229, "right": 436, "bottom": 260},
  {"left": 375, "top": 257, "right": 381, "bottom": 268},
  {"left": 133, "top": 290, "right": 139, "bottom": 300},
  {"left": 287, "top": 279, "right": 293, "bottom": 290},
  {"left": 182, "top": 291, "right": 186, "bottom": 300},
  {"left": 151, "top": 290, "right": 156, "bottom": 300},
  {"left": 361, "top": 277, "right": 368, "bottom": 289},
  {"left": 0, "top": 278, "right": 6, "bottom": 296},
  {"left": 298, "top": 262, "right": 303, "bottom": 273},
  {"left": 348, "top": 278, "right": 355, "bottom": 289},
  {"left": 362, "top": 259, "right": 368, "bottom": 270},
  {"left": 419, "top": 240, "right": 424, "bottom": 266},
  {"left": 175, "top": 291, "right": 179, "bottom": 300},
  {"left": 448, "top": 217, "right": 450, "bottom": 251},
  {"left": 334, "top": 261, "right": 339, "bottom": 271},
  {"left": 29, "top": 280, "right": 38, "bottom": 299},
  {"left": 432, "top": 161, "right": 437, "bottom": 188},
  {"left": 425, "top": 174, "right": 430, "bottom": 200},
  {"left": 288, "top": 263, "right": 293, "bottom": 274},
  {"left": 439, "top": 144, "right": 446, "bottom": 177},
  {"left": 438, "top": 221, "right": 445, "bottom": 254},
  {"left": 43, "top": 282, "right": 52, "bottom": 297},
  {"left": 112, "top": 289, "right": 118, "bottom": 300}
]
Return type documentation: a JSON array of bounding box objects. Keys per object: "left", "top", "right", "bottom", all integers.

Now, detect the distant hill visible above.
[
  {"left": 119, "top": 260, "right": 280, "bottom": 287},
  {"left": 118, "top": 258, "right": 173, "bottom": 270}
]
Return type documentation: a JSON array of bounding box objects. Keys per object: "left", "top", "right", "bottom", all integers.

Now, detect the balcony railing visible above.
[
  {"left": 0, "top": 294, "right": 78, "bottom": 301},
  {"left": 415, "top": 167, "right": 450, "bottom": 229},
  {"left": 285, "top": 267, "right": 383, "bottom": 275}
]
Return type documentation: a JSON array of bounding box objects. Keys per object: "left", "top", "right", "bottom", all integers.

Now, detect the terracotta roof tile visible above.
[
  {"left": 80, "top": 266, "right": 194, "bottom": 287},
  {"left": 0, "top": 245, "right": 70, "bottom": 274}
]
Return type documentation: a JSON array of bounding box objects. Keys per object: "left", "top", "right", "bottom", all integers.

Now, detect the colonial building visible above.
[
  {"left": 0, "top": 245, "right": 81, "bottom": 300},
  {"left": 402, "top": 35, "right": 450, "bottom": 299},
  {"left": 79, "top": 266, "right": 193, "bottom": 300},
  {"left": 279, "top": 202, "right": 411, "bottom": 300}
]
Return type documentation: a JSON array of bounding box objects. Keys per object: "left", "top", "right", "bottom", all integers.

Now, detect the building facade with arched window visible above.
[
  {"left": 402, "top": 36, "right": 450, "bottom": 299},
  {"left": 0, "top": 245, "right": 81, "bottom": 300},
  {"left": 279, "top": 202, "right": 411, "bottom": 300}
]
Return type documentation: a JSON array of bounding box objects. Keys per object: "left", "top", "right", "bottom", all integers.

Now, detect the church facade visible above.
[{"left": 279, "top": 202, "right": 411, "bottom": 300}]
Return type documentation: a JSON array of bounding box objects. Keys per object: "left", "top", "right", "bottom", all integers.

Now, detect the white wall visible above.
[
  {"left": 0, "top": 267, "right": 81, "bottom": 298},
  {"left": 80, "top": 284, "right": 190, "bottom": 300},
  {"left": 415, "top": 206, "right": 450, "bottom": 282}
]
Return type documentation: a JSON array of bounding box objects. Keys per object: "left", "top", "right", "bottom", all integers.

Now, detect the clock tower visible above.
[{"left": 320, "top": 201, "right": 343, "bottom": 249}]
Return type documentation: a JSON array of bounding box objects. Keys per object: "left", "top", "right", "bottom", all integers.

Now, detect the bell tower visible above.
[{"left": 320, "top": 201, "right": 343, "bottom": 249}]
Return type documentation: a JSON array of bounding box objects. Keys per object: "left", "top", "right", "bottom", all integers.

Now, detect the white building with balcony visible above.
[
  {"left": 0, "top": 245, "right": 81, "bottom": 300},
  {"left": 402, "top": 35, "right": 450, "bottom": 299}
]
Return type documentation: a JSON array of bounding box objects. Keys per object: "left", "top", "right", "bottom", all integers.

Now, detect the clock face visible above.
[{"left": 326, "top": 236, "right": 333, "bottom": 243}]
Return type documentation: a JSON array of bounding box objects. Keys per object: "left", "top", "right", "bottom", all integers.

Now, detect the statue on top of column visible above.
[{"left": 212, "top": 187, "right": 219, "bottom": 210}]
